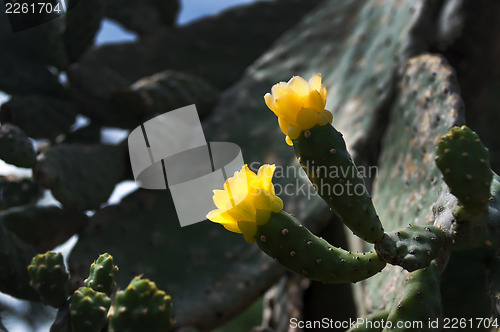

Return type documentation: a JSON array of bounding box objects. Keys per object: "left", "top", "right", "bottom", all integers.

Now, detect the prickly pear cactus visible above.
[
  {"left": 68, "top": 190, "right": 286, "bottom": 331},
  {"left": 385, "top": 261, "right": 442, "bottom": 331},
  {"left": 359, "top": 54, "right": 464, "bottom": 312},
  {"left": 34, "top": 144, "right": 126, "bottom": 210},
  {"left": 84, "top": 253, "right": 118, "bottom": 296},
  {"left": 0, "top": 176, "right": 42, "bottom": 210},
  {"left": 0, "top": 0, "right": 499, "bottom": 330},
  {"left": 0, "top": 205, "right": 87, "bottom": 252},
  {"left": 70, "top": 287, "right": 112, "bottom": 332},
  {"left": 108, "top": 276, "right": 172, "bottom": 332},
  {"left": 374, "top": 225, "right": 446, "bottom": 272},
  {"left": 27, "top": 251, "right": 69, "bottom": 308},
  {"left": 0, "top": 124, "right": 36, "bottom": 168},
  {"left": 435, "top": 125, "right": 492, "bottom": 214},
  {"left": 0, "top": 95, "right": 78, "bottom": 140},
  {"left": 0, "top": 222, "right": 39, "bottom": 301}
]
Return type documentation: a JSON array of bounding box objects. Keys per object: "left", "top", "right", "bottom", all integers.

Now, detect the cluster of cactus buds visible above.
[{"left": 26, "top": 252, "right": 173, "bottom": 331}]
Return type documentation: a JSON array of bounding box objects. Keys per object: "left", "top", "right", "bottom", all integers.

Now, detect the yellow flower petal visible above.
[
  {"left": 278, "top": 118, "right": 290, "bottom": 136},
  {"left": 288, "top": 76, "right": 310, "bottom": 97},
  {"left": 308, "top": 73, "right": 322, "bottom": 92},
  {"left": 264, "top": 74, "right": 329, "bottom": 143},
  {"left": 296, "top": 108, "right": 319, "bottom": 130},
  {"left": 264, "top": 93, "right": 276, "bottom": 112},
  {"left": 207, "top": 164, "right": 283, "bottom": 243}
]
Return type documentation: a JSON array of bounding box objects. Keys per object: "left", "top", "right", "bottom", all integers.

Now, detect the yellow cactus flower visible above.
[
  {"left": 206, "top": 164, "right": 283, "bottom": 243},
  {"left": 264, "top": 73, "right": 333, "bottom": 145}
]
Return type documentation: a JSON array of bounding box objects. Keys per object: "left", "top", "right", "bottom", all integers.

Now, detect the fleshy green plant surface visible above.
[{"left": 0, "top": 0, "right": 499, "bottom": 331}]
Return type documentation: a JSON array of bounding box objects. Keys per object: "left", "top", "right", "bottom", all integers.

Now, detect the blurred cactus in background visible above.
[{"left": 0, "top": 0, "right": 499, "bottom": 331}]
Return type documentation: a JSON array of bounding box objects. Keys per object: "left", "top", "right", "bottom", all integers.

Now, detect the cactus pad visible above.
[
  {"left": 292, "top": 124, "right": 384, "bottom": 243},
  {"left": 0, "top": 222, "right": 39, "bottom": 300},
  {"left": 70, "top": 287, "right": 111, "bottom": 332},
  {"left": 256, "top": 211, "right": 386, "bottom": 283},
  {"left": 69, "top": 190, "right": 287, "bottom": 331},
  {"left": 375, "top": 225, "right": 447, "bottom": 272},
  {"left": 103, "top": 0, "right": 179, "bottom": 35},
  {"left": 385, "top": 261, "right": 442, "bottom": 331},
  {"left": 0, "top": 176, "right": 42, "bottom": 210},
  {"left": 63, "top": 0, "right": 104, "bottom": 63},
  {"left": 0, "top": 205, "right": 88, "bottom": 252},
  {"left": 360, "top": 54, "right": 464, "bottom": 312},
  {"left": 108, "top": 276, "right": 172, "bottom": 332},
  {"left": 34, "top": 143, "right": 126, "bottom": 210},
  {"left": 27, "top": 251, "right": 69, "bottom": 308},
  {"left": 0, "top": 95, "right": 78, "bottom": 140},
  {"left": 108, "top": 70, "right": 219, "bottom": 127},
  {"left": 0, "top": 124, "right": 36, "bottom": 168},
  {"left": 435, "top": 125, "right": 492, "bottom": 214},
  {"left": 84, "top": 253, "right": 118, "bottom": 296},
  {"left": 72, "top": 0, "right": 323, "bottom": 93}
]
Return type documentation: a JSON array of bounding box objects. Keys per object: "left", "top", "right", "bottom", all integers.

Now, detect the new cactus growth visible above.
[
  {"left": 374, "top": 225, "right": 447, "bottom": 271},
  {"left": 108, "top": 276, "right": 173, "bottom": 332},
  {"left": 435, "top": 125, "right": 492, "bottom": 215},
  {"left": 385, "top": 261, "right": 442, "bottom": 331},
  {"left": 27, "top": 251, "right": 69, "bottom": 308},
  {"left": 70, "top": 287, "right": 111, "bottom": 332},
  {"left": 84, "top": 253, "right": 118, "bottom": 296}
]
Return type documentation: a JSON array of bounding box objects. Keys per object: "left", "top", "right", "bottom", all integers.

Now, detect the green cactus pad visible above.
[
  {"left": 71, "top": 0, "right": 323, "bottom": 93},
  {"left": 70, "top": 287, "right": 111, "bottom": 332},
  {"left": 108, "top": 70, "right": 219, "bottom": 127},
  {"left": 292, "top": 124, "right": 384, "bottom": 243},
  {"left": 0, "top": 222, "right": 39, "bottom": 300},
  {"left": 384, "top": 261, "right": 441, "bottom": 331},
  {"left": 435, "top": 125, "right": 492, "bottom": 214},
  {"left": 0, "top": 205, "right": 88, "bottom": 252},
  {"left": 0, "top": 39, "right": 63, "bottom": 95},
  {"left": 440, "top": 248, "right": 493, "bottom": 325},
  {"left": 63, "top": 0, "right": 104, "bottom": 63},
  {"left": 33, "top": 143, "right": 126, "bottom": 210},
  {"left": 0, "top": 176, "right": 42, "bottom": 210},
  {"left": 27, "top": 251, "right": 69, "bottom": 308},
  {"left": 84, "top": 253, "right": 118, "bottom": 296},
  {"left": 104, "top": 0, "right": 179, "bottom": 35},
  {"left": 256, "top": 211, "right": 386, "bottom": 283},
  {"left": 69, "top": 190, "right": 289, "bottom": 331},
  {"left": 374, "top": 225, "right": 447, "bottom": 272},
  {"left": 0, "top": 95, "right": 78, "bottom": 140},
  {"left": 108, "top": 276, "right": 172, "bottom": 332},
  {"left": 346, "top": 310, "right": 390, "bottom": 332},
  {"left": 13, "top": 16, "right": 68, "bottom": 70},
  {"left": 0, "top": 124, "right": 36, "bottom": 168},
  {"left": 360, "top": 54, "right": 464, "bottom": 312}
]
